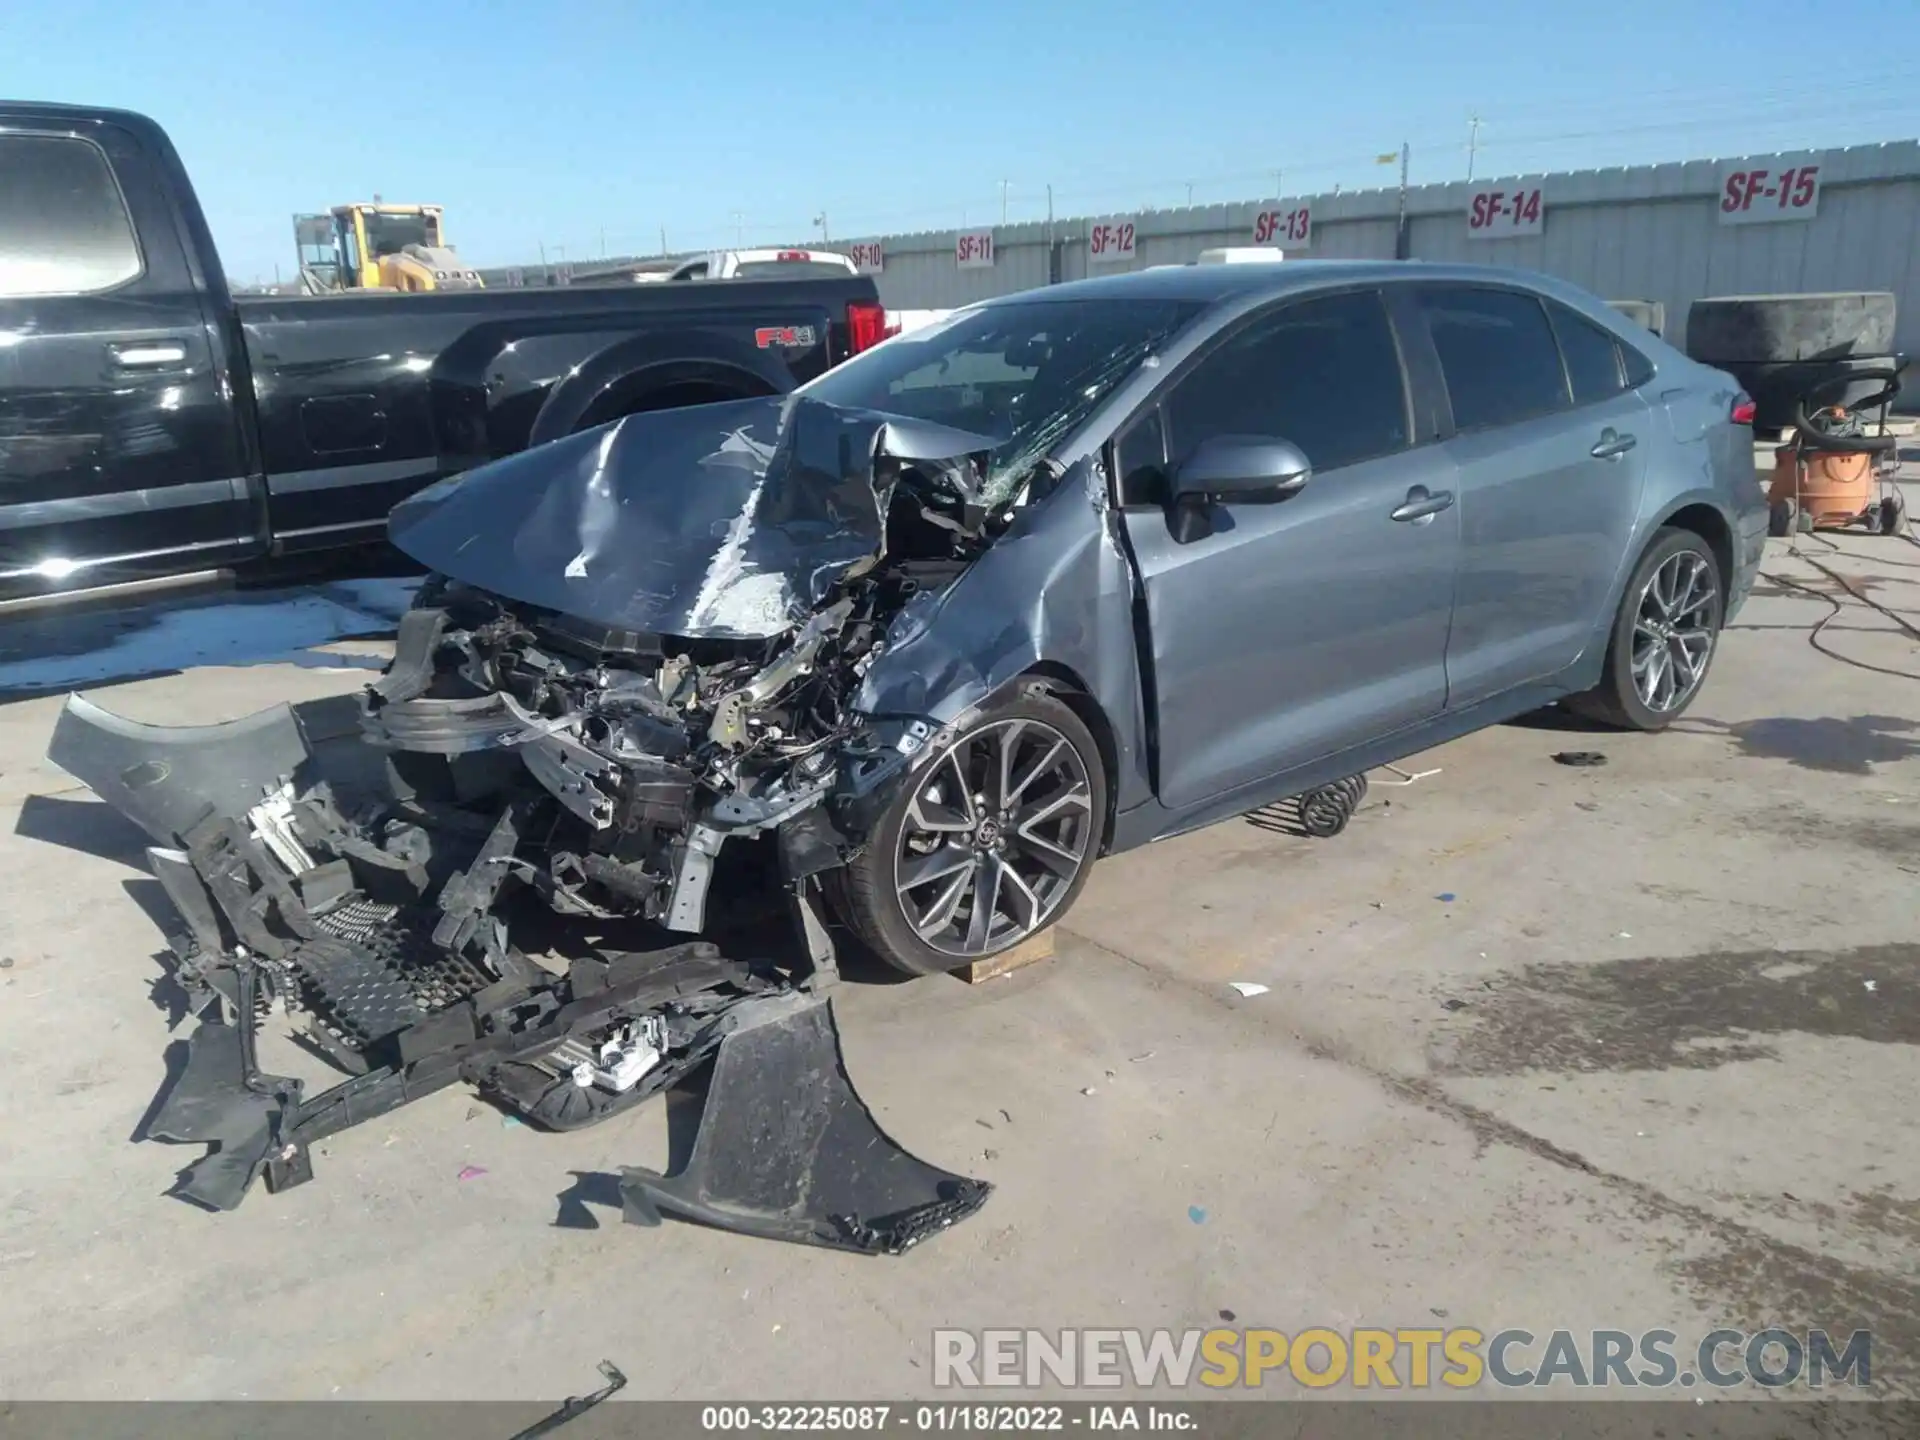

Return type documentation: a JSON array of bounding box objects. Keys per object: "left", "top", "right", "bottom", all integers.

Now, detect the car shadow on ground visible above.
[{"left": 1501, "top": 702, "right": 1618, "bottom": 734}]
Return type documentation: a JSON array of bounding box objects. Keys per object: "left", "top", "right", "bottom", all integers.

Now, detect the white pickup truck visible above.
[
  {"left": 662, "top": 248, "right": 860, "bottom": 282},
  {"left": 652, "top": 249, "right": 946, "bottom": 338}
]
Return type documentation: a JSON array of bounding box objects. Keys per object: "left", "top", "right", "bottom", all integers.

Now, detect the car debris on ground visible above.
[{"left": 43, "top": 398, "right": 1034, "bottom": 1252}]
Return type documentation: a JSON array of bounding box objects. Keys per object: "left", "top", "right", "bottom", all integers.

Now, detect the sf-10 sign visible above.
[
  {"left": 846, "top": 241, "right": 884, "bottom": 273},
  {"left": 1717, "top": 160, "right": 1822, "bottom": 224},
  {"left": 1252, "top": 204, "right": 1311, "bottom": 248},
  {"left": 955, "top": 230, "right": 995, "bottom": 269},
  {"left": 1089, "top": 219, "right": 1136, "bottom": 264},
  {"left": 1467, "top": 186, "right": 1543, "bottom": 239}
]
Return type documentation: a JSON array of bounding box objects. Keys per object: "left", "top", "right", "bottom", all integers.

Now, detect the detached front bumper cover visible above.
[{"left": 47, "top": 692, "right": 989, "bottom": 1252}]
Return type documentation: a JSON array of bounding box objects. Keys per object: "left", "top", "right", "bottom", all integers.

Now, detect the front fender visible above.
[
  {"left": 528, "top": 330, "right": 793, "bottom": 446},
  {"left": 853, "top": 461, "right": 1156, "bottom": 830}
]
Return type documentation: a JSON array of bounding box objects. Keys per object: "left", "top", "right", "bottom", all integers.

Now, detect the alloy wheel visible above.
[
  {"left": 1631, "top": 550, "right": 1718, "bottom": 713},
  {"left": 893, "top": 718, "right": 1094, "bottom": 957}
]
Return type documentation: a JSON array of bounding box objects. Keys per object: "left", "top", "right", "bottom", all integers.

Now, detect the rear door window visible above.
[
  {"left": 0, "top": 133, "right": 143, "bottom": 297},
  {"left": 1418, "top": 286, "right": 1570, "bottom": 431},
  {"left": 1162, "top": 289, "right": 1410, "bottom": 474},
  {"left": 1547, "top": 300, "right": 1628, "bottom": 405}
]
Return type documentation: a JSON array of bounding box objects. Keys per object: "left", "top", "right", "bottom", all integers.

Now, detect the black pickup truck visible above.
[{"left": 0, "top": 102, "right": 891, "bottom": 601}]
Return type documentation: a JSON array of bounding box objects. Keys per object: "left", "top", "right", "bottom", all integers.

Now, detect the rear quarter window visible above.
[
  {"left": 1419, "top": 286, "right": 1570, "bottom": 431},
  {"left": 1546, "top": 301, "right": 1628, "bottom": 405},
  {"left": 0, "top": 133, "right": 143, "bottom": 297},
  {"left": 1620, "top": 342, "right": 1655, "bottom": 388}
]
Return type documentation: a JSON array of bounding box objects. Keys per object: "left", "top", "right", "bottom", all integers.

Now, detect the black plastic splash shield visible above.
[
  {"left": 619, "top": 995, "right": 991, "bottom": 1254},
  {"left": 146, "top": 978, "right": 304, "bottom": 1212}
]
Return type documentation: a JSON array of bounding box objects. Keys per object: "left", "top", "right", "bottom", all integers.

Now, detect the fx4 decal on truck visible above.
[{"left": 756, "top": 325, "right": 818, "bottom": 349}]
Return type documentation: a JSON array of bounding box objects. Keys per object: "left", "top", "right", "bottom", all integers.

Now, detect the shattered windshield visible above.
[{"left": 802, "top": 298, "right": 1203, "bottom": 502}]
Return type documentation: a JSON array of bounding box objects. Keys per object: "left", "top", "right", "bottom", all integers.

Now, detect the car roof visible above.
[{"left": 982, "top": 259, "right": 1598, "bottom": 310}]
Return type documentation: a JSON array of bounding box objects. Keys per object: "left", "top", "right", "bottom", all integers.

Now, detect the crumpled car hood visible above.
[{"left": 388, "top": 395, "right": 995, "bottom": 641}]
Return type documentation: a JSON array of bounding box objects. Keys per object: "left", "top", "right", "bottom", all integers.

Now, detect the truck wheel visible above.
[
  {"left": 831, "top": 690, "right": 1105, "bottom": 976},
  {"left": 1567, "top": 529, "right": 1724, "bottom": 731}
]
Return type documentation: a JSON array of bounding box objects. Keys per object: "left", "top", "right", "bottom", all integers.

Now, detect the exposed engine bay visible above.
[
  {"left": 359, "top": 393, "right": 1032, "bottom": 939},
  {"left": 365, "top": 558, "right": 965, "bottom": 939},
  {"left": 44, "top": 395, "right": 1039, "bottom": 1252}
]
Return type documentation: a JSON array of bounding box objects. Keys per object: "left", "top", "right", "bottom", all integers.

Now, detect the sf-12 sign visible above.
[
  {"left": 1088, "top": 218, "right": 1137, "bottom": 264},
  {"left": 846, "top": 241, "right": 884, "bottom": 273},
  {"left": 1467, "top": 185, "right": 1543, "bottom": 239},
  {"left": 955, "top": 230, "right": 995, "bottom": 269},
  {"left": 1717, "top": 158, "right": 1822, "bottom": 224},
  {"left": 1252, "top": 204, "right": 1311, "bottom": 248}
]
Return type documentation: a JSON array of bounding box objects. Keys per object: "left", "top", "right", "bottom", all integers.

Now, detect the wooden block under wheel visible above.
[{"left": 958, "top": 927, "right": 1056, "bottom": 984}]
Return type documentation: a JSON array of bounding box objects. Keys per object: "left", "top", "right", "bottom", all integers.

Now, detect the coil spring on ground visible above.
[{"left": 1297, "top": 772, "right": 1369, "bottom": 838}]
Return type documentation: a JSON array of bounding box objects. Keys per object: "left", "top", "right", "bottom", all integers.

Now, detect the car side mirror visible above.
[
  {"left": 1171, "top": 436, "right": 1312, "bottom": 506},
  {"left": 1166, "top": 437, "right": 1310, "bottom": 542}
]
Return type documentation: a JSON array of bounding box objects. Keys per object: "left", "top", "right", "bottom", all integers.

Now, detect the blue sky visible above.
[{"left": 6, "top": 0, "right": 1918, "bottom": 282}]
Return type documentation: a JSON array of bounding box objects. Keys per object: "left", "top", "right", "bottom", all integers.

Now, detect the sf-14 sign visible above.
[{"left": 1467, "top": 186, "right": 1543, "bottom": 239}]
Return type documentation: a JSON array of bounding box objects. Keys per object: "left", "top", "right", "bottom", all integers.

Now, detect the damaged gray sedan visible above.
[{"left": 52, "top": 261, "right": 1762, "bottom": 1239}]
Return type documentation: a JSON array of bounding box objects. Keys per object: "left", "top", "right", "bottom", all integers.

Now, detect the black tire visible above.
[
  {"left": 1567, "top": 528, "right": 1725, "bottom": 732},
  {"left": 1685, "top": 293, "right": 1896, "bottom": 364},
  {"left": 1768, "top": 500, "right": 1794, "bottom": 538},
  {"left": 831, "top": 687, "right": 1106, "bottom": 977},
  {"left": 1879, "top": 493, "right": 1907, "bottom": 537},
  {"left": 1685, "top": 293, "right": 1899, "bottom": 431}
]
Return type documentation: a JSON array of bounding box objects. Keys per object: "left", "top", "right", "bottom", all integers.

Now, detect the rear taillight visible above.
[
  {"left": 846, "top": 300, "right": 888, "bottom": 355},
  {"left": 776, "top": 250, "right": 809, "bottom": 261},
  {"left": 1730, "top": 392, "right": 1756, "bottom": 425}
]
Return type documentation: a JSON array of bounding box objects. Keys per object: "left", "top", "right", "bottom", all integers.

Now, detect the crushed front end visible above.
[
  {"left": 363, "top": 393, "right": 1024, "bottom": 944},
  {"left": 45, "top": 398, "right": 1023, "bottom": 1252}
]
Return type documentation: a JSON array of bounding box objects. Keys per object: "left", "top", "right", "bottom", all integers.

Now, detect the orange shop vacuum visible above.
[{"left": 1767, "top": 365, "right": 1907, "bottom": 537}]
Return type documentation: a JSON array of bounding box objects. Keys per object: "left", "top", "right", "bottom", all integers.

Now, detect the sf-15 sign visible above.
[
  {"left": 1717, "top": 158, "right": 1822, "bottom": 224},
  {"left": 1467, "top": 185, "right": 1543, "bottom": 239}
]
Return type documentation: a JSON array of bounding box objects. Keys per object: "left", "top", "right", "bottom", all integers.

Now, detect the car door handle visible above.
[
  {"left": 1591, "top": 428, "right": 1638, "bottom": 460},
  {"left": 108, "top": 340, "right": 189, "bottom": 369},
  {"left": 1390, "top": 486, "right": 1455, "bottom": 523}
]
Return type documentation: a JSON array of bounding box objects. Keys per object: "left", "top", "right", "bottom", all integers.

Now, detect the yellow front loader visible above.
[{"left": 295, "top": 204, "right": 482, "bottom": 293}]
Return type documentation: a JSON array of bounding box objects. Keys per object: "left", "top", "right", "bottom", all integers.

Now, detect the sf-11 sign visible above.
[
  {"left": 955, "top": 231, "right": 995, "bottom": 269},
  {"left": 1717, "top": 160, "right": 1821, "bottom": 224},
  {"left": 1252, "top": 204, "right": 1311, "bottom": 248},
  {"left": 1089, "top": 219, "right": 1137, "bottom": 264},
  {"left": 847, "top": 241, "right": 885, "bottom": 273},
  {"left": 1467, "top": 186, "right": 1543, "bottom": 239}
]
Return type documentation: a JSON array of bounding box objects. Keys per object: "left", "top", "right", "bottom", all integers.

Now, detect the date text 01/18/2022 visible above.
[{"left": 700, "top": 1406, "right": 1199, "bottom": 1431}]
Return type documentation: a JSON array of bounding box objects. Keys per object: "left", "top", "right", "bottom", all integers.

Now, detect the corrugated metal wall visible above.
[{"left": 851, "top": 141, "right": 1920, "bottom": 357}]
